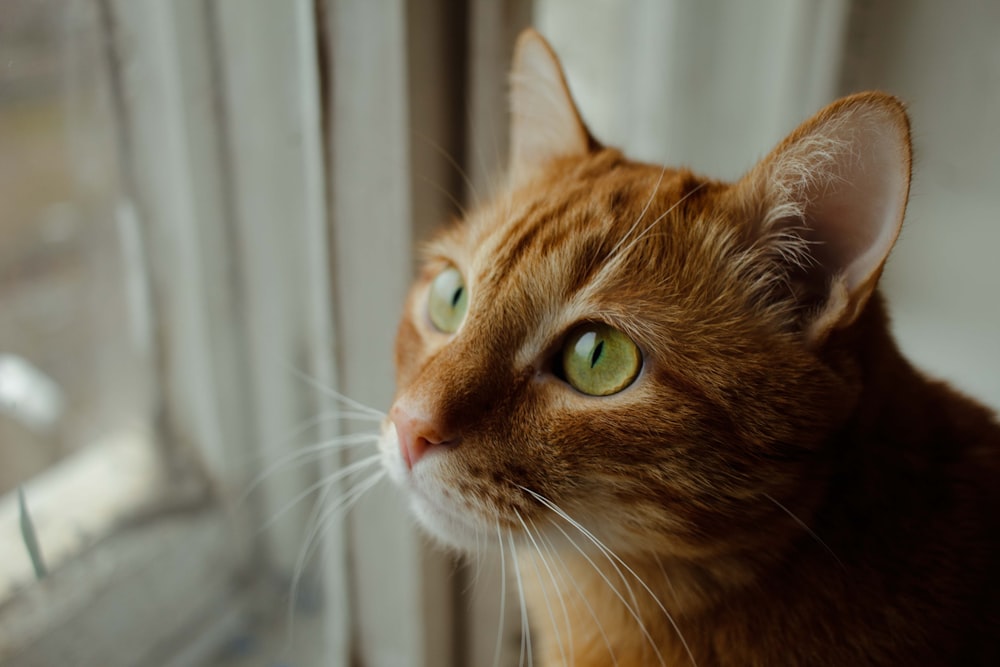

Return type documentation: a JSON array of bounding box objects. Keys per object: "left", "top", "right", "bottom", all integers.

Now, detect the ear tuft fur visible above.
[{"left": 735, "top": 92, "right": 912, "bottom": 345}]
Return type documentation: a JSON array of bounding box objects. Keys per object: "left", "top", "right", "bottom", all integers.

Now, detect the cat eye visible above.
[
  {"left": 427, "top": 266, "right": 469, "bottom": 333},
  {"left": 561, "top": 323, "right": 641, "bottom": 396}
]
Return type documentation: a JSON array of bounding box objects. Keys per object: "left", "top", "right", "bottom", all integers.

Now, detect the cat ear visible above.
[
  {"left": 508, "top": 29, "right": 595, "bottom": 186},
  {"left": 735, "top": 92, "right": 912, "bottom": 345}
]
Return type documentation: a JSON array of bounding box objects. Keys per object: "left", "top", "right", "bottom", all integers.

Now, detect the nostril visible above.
[{"left": 389, "top": 403, "right": 457, "bottom": 470}]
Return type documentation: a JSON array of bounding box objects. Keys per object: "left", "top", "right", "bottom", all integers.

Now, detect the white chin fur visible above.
[{"left": 408, "top": 492, "right": 485, "bottom": 551}]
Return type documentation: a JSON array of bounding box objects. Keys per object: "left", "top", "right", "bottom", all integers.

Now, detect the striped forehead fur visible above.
[{"left": 419, "top": 153, "right": 775, "bottom": 363}]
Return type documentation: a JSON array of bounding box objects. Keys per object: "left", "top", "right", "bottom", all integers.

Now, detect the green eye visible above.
[
  {"left": 428, "top": 266, "right": 469, "bottom": 333},
  {"left": 562, "top": 323, "right": 641, "bottom": 396}
]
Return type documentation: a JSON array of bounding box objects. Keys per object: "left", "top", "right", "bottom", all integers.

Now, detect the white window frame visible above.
[
  {"left": 0, "top": 1, "right": 339, "bottom": 664},
  {"left": 0, "top": 1, "right": 254, "bottom": 664}
]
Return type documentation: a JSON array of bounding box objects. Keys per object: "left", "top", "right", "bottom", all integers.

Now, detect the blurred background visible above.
[{"left": 0, "top": 1, "right": 996, "bottom": 666}]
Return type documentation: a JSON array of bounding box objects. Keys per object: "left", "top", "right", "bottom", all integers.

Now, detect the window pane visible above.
[{"left": 0, "top": 0, "right": 151, "bottom": 494}]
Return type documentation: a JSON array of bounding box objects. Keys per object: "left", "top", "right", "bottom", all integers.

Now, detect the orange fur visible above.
[{"left": 379, "top": 30, "right": 1000, "bottom": 666}]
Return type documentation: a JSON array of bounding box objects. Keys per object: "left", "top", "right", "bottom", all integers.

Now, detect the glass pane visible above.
[{"left": 0, "top": 0, "right": 151, "bottom": 494}]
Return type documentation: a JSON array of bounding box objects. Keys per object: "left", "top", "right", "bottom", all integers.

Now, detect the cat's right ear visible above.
[
  {"left": 732, "top": 92, "right": 912, "bottom": 347},
  {"left": 508, "top": 29, "right": 595, "bottom": 187}
]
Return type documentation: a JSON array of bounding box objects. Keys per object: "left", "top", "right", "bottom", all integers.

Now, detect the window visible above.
[{"left": 0, "top": 0, "right": 158, "bottom": 607}]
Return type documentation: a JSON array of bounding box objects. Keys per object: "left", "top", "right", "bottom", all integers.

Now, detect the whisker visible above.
[
  {"left": 623, "top": 181, "right": 708, "bottom": 253},
  {"left": 286, "top": 469, "right": 387, "bottom": 640},
  {"left": 464, "top": 523, "right": 488, "bottom": 597},
  {"left": 280, "top": 468, "right": 340, "bottom": 654},
  {"left": 493, "top": 521, "right": 508, "bottom": 667},
  {"left": 508, "top": 529, "right": 533, "bottom": 667},
  {"left": 415, "top": 129, "right": 479, "bottom": 212},
  {"left": 299, "top": 469, "right": 386, "bottom": 571},
  {"left": 228, "top": 416, "right": 379, "bottom": 476},
  {"left": 465, "top": 524, "right": 483, "bottom": 595},
  {"left": 530, "top": 488, "right": 697, "bottom": 666},
  {"left": 238, "top": 433, "right": 380, "bottom": 506},
  {"left": 419, "top": 173, "right": 470, "bottom": 219},
  {"left": 652, "top": 551, "right": 681, "bottom": 604},
  {"left": 521, "top": 488, "right": 641, "bottom": 632},
  {"left": 258, "top": 454, "right": 381, "bottom": 531},
  {"left": 272, "top": 410, "right": 382, "bottom": 463},
  {"left": 288, "top": 366, "right": 387, "bottom": 418},
  {"left": 465, "top": 95, "right": 491, "bottom": 208},
  {"left": 520, "top": 486, "right": 696, "bottom": 666},
  {"left": 525, "top": 517, "right": 576, "bottom": 667},
  {"left": 763, "top": 492, "right": 845, "bottom": 570},
  {"left": 515, "top": 510, "right": 568, "bottom": 667},
  {"left": 545, "top": 516, "right": 666, "bottom": 667},
  {"left": 288, "top": 409, "right": 385, "bottom": 433},
  {"left": 475, "top": 523, "right": 489, "bottom": 590},
  {"left": 604, "top": 165, "right": 669, "bottom": 261},
  {"left": 536, "top": 525, "right": 619, "bottom": 667},
  {"left": 601, "top": 182, "right": 708, "bottom": 279}
]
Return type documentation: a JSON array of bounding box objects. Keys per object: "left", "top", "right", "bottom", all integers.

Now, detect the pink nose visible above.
[{"left": 389, "top": 403, "right": 455, "bottom": 469}]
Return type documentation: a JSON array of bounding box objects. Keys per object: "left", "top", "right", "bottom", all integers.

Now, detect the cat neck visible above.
[
  {"left": 518, "top": 294, "right": 1000, "bottom": 664},
  {"left": 824, "top": 291, "right": 998, "bottom": 503},
  {"left": 807, "top": 291, "right": 1000, "bottom": 566}
]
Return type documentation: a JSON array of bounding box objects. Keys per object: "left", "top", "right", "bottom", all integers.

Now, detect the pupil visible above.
[
  {"left": 590, "top": 340, "right": 604, "bottom": 368},
  {"left": 451, "top": 286, "right": 464, "bottom": 308}
]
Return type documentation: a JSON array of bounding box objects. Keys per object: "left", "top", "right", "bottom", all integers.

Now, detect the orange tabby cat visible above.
[{"left": 378, "top": 29, "right": 1000, "bottom": 666}]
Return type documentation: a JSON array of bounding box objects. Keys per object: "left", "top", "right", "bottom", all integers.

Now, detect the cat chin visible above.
[{"left": 407, "top": 492, "right": 485, "bottom": 552}]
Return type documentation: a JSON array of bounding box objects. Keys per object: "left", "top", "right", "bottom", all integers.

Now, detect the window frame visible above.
[
  {"left": 3, "top": 0, "right": 477, "bottom": 664},
  {"left": 0, "top": 1, "right": 340, "bottom": 664}
]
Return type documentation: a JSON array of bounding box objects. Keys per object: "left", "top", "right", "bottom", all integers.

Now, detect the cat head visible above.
[{"left": 379, "top": 30, "right": 911, "bottom": 568}]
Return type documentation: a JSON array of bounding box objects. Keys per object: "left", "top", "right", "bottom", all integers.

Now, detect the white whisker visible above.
[
  {"left": 522, "top": 485, "right": 696, "bottom": 666},
  {"left": 652, "top": 551, "right": 681, "bottom": 604},
  {"left": 279, "top": 468, "right": 338, "bottom": 655},
  {"left": 289, "top": 409, "right": 385, "bottom": 433},
  {"left": 605, "top": 165, "right": 668, "bottom": 260},
  {"left": 238, "top": 434, "right": 379, "bottom": 506},
  {"left": 545, "top": 516, "right": 666, "bottom": 667},
  {"left": 419, "top": 174, "right": 470, "bottom": 220},
  {"left": 286, "top": 469, "right": 386, "bottom": 642},
  {"left": 521, "top": 489, "right": 641, "bottom": 628},
  {"left": 600, "top": 182, "right": 708, "bottom": 280},
  {"left": 516, "top": 510, "right": 569, "bottom": 667},
  {"left": 288, "top": 366, "right": 387, "bottom": 418},
  {"left": 493, "top": 521, "right": 508, "bottom": 667},
  {"left": 258, "top": 454, "right": 381, "bottom": 531},
  {"left": 416, "top": 130, "right": 479, "bottom": 213},
  {"left": 536, "top": 525, "right": 619, "bottom": 667},
  {"left": 464, "top": 522, "right": 488, "bottom": 596},
  {"left": 526, "top": 517, "right": 576, "bottom": 667},
  {"left": 508, "top": 529, "right": 533, "bottom": 667},
  {"left": 763, "top": 492, "right": 844, "bottom": 569},
  {"left": 301, "top": 469, "right": 385, "bottom": 570}
]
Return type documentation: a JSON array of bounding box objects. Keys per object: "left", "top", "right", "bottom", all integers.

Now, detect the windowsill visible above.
[
  {"left": 0, "top": 432, "right": 253, "bottom": 666},
  {"left": 0, "top": 430, "right": 171, "bottom": 601},
  {"left": 0, "top": 506, "right": 248, "bottom": 667}
]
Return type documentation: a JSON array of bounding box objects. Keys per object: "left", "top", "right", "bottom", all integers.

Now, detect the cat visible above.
[{"left": 377, "top": 28, "right": 1000, "bottom": 666}]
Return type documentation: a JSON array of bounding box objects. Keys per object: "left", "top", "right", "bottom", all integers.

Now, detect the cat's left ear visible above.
[
  {"left": 508, "top": 29, "right": 596, "bottom": 187},
  {"left": 734, "top": 92, "right": 912, "bottom": 346}
]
